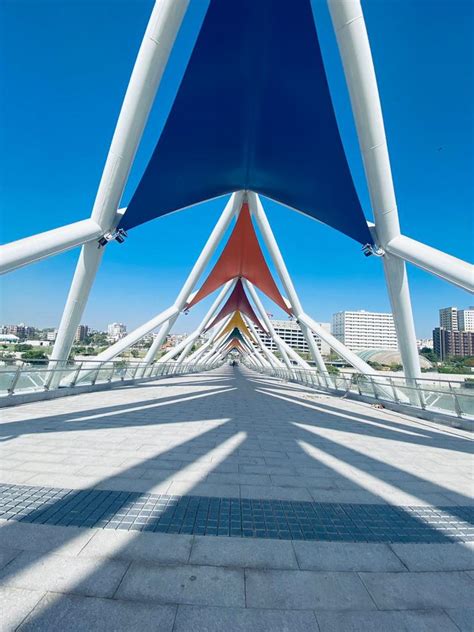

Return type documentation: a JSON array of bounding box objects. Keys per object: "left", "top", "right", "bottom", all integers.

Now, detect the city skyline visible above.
[{"left": 4, "top": 303, "right": 473, "bottom": 345}]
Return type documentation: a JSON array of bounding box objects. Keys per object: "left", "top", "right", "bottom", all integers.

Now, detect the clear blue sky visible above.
[{"left": 1, "top": 0, "right": 472, "bottom": 338}]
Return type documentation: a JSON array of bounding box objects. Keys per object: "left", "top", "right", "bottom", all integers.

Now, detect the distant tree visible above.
[
  {"left": 389, "top": 363, "right": 403, "bottom": 372},
  {"left": 327, "top": 364, "right": 339, "bottom": 375},
  {"left": 420, "top": 347, "right": 438, "bottom": 363},
  {"left": 130, "top": 349, "right": 140, "bottom": 358},
  {"left": 367, "top": 360, "right": 384, "bottom": 371},
  {"left": 21, "top": 349, "right": 49, "bottom": 364},
  {"left": 16, "top": 344, "right": 33, "bottom": 352}
]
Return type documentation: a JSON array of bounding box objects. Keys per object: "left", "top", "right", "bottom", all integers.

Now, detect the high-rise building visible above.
[
  {"left": 332, "top": 311, "right": 398, "bottom": 351},
  {"left": 439, "top": 307, "right": 458, "bottom": 331},
  {"left": 255, "top": 319, "right": 331, "bottom": 356},
  {"left": 433, "top": 327, "right": 474, "bottom": 360},
  {"left": 75, "top": 324, "right": 89, "bottom": 343},
  {"left": 438, "top": 306, "right": 474, "bottom": 333},
  {"left": 107, "top": 322, "right": 127, "bottom": 341},
  {"left": 3, "top": 324, "right": 35, "bottom": 340},
  {"left": 458, "top": 307, "right": 474, "bottom": 332}
]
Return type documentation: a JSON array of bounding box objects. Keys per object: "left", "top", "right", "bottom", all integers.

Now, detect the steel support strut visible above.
[
  {"left": 49, "top": 0, "right": 191, "bottom": 377},
  {"left": 327, "top": 0, "right": 421, "bottom": 384}
]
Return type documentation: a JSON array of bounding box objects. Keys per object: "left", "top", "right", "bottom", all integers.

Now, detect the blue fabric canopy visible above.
[{"left": 120, "top": 0, "right": 373, "bottom": 245}]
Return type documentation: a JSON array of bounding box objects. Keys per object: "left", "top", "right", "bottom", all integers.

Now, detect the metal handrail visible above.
[
  {"left": 244, "top": 362, "right": 474, "bottom": 420},
  {"left": 0, "top": 359, "right": 222, "bottom": 398}
]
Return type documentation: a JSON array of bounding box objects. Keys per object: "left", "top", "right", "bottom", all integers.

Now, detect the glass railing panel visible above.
[
  {"left": 13, "top": 368, "right": 48, "bottom": 393},
  {"left": 455, "top": 392, "right": 474, "bottom": 418},
  {"left": 356, "top": 377, "right": 376, "bottom": 397},
  {"left": 423, "top": 391, "right": 458, "bottom": 416},
  {"left": 75, "top": 368, "right": 97, "bottom": 386},
  {"left": 0, "top": 370, "right": 19, "bottom": 395}
]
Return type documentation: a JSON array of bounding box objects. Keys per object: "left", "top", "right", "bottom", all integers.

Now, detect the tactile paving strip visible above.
[{"left": 0, "top": 483, "right": 472, "bottom": 543}]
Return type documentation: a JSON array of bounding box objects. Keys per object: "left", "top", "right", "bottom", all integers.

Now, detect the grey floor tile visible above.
[
  {"left": 167, "top": 482, "right": 240, "bottom": 498},
  {"left": 0, "top": 587, "right": 45, "bottom": 631},
  {"left": 174, "top": 605, "right": 318, "bottom": 631},
  {"left": 190, "top": 536, "right": 298, "bottom": 569},
  {"left": 360, "top": 571, "right": 474, "bottom": 610},
  {"left": 445, "top": 608, "right": 474, "bottom": 632},
  {"left": 308, "top": 490, "right": 384, "bottom": 504},
  {"left": 293, "top": 542, "right": 405, "bottom": 572},
  {"left": 0, "top": 551, "right": 129, "bottom": 599},
  {"left": 315, "top": 609, "right": 460, "bottom": 632},
  {"left": 79, "top": 530, "right": 192, "bottom": 565},
  {"left": 18, "top": 593, "right": 176, "bottom": 632},
  {"left": 240, "top": 485, "right": 312, "bottom": 501},
  {"left": 0, "top": 547, "right": 21, "bottom": 571},
  {"left": 245, "top": 569, "right": 375, "bottom": 610},
  {"left": 389, "top": 543, "right": 474, "bottom": 571},
  {"left": 116, "top": 562, "right": 245, "bottom": 607},
  {"left": 0, "top": 522, "right": 96, "bottom": 556}
]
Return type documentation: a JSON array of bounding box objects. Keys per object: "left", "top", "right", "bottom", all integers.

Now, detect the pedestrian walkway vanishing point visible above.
[{"left": 0, "top": 365, "right": 473, "bottom": 631}]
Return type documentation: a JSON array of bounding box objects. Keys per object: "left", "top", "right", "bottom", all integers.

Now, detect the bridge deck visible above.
[{"left": 0, "top": 366, "right": 472, "bottom": 631}]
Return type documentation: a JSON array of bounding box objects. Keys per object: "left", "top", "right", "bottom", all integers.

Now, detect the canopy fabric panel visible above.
[
  {"left": 187, "top": 205, "right": 291, "bottom": 314},
  {"left": 120, "top": 0, "right": 373, "bottom": 246},
  {"left": 222, "top": 339, "right": 246, "bottom": 355},
  {"left": 223, "top": 329, "right": 246, "bottom": 347},
  {"left": 215, "top": 311, "right": 257, "bottom": 343},
  {"left": 205, "top": 280, "right": 266, "bottom": 332}
]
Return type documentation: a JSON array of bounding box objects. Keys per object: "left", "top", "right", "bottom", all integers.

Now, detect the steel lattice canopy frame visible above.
[{"left": 119, "top": 0, "right": 373, "bottom": 246}]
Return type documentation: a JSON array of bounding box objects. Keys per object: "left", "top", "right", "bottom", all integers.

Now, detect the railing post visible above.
[
  {"left": 449, "top": 383, "right": 463, "bottom": 418},
  {"left": 389, "top": 378, "right": 399, "bottom": 403},
  {"left": 8, "top": 366, "right": 22, "bottom": 395},
  {"left": 70, "top": 362, "right": 84, "bottom": 388},
  {"left": 91, "top": 363, "right": 101, "bottom": 386},
  {"left": 414, "top": 379, "right": 426, "bottom": 410}
]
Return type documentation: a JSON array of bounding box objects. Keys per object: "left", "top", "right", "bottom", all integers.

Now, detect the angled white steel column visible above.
[
  {"left": 159, "top": 281, "right": 235, "bottom": 363},
  {"left": 239, "top": 335, "right": 269, "bottom": 368},
  {"left": 91, "top": 193, "right": 243, "bottom": 364},
  {"left": 186, "top": 314, "right": 233, "bottom": 363},
  {"left": 243, "top": 280, "right": 311, "bottom": 370},
  {"left": 0, "top": 219, "right": 103, "bottom": 275},
  {"left": 298, "top": 312, "right": 377, "bottom": 375},
  {"left": 68, "top": 192, "right": 243, "bottom": 383},
  {"left": 143, "top": 315, "right": 179, "bottom": 365},
  {"left": 242, "top": 281, "right": 293, "bottom": 370},
  {"left": 175, "top": 281, "right": 237, "bottom": 364},
  {"left": 248, "top": 193, "right": 329, "bottom": 377},
  {"left": 243, "top": 315, "right": 284, "bottom": 368},
  {"left": 384, "top": 234, "right": 473, "bottom": 292},
  {"left": 50, "top": 0, "right": 191, "bottom": 371},
  {"left": 328, "top": 0, "right": 421, "bottom": 382}
]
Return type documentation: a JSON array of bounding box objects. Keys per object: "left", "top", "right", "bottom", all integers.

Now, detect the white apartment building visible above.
[
  {"left": 107, "top": 322, "right": 127, "bottom": 341},
  {"left": 439, "top": 307, "right": 458, "bottom": 331},
  {"left": 439, "top": 306, "right": 474, "bottom": 333},
  {"left": 457, "top": 307, "right": 474, "bottom": 332},
  {"left": 332, "top": 310, "right": 398, "bottom": 351},
  {"left": 256, "top": 319, "right": 331, "bottom": 356}
]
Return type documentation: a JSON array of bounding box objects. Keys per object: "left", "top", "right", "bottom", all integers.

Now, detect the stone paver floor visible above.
[{"left": 0, "top": 365, "right": 472, "bottom": 631}]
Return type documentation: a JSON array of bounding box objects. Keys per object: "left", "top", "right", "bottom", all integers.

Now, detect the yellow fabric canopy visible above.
[{"left": 215, "top": 311, "right": 257, "bottom": 344}]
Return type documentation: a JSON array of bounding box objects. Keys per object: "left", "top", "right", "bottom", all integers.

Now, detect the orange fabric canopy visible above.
[
  {"left": 187, "top": 203, "right": 291, "bottom": 314},
  {"left": 205, "top": 279, "right": 265, "bottom": 332}
]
